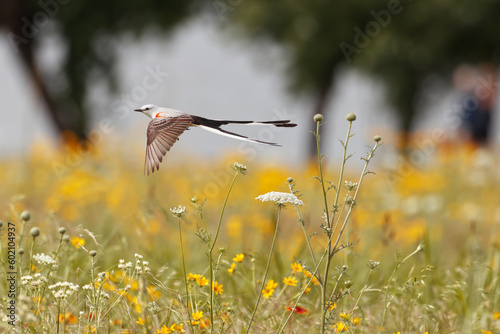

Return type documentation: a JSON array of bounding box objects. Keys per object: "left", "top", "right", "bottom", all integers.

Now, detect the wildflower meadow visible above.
[{"left": 1, "top": 113, "right": 500, "bottom": 333}]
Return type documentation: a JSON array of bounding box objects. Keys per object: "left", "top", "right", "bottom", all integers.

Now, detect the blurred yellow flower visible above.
[
  {"left": 199, "top": 318, "right": 211, "bottom": 329},
  {"left": 136, "top": 316, "right": 148, "bottom": 325},
  {"left": 59, "top": 312, "right": 78, "bottom": 324},
  {"left": 262, "top": 288, "right": 275, "bottom": 299},
  {"left": 228, "top": 263, "right": 236, "bottom": 275},
  {"left": 291, "top": 262, "right": 303, "bottom": 273},
  {"left": 192, "top": 311, "right": 203, "bottom": 321},
  {"left": 187, "top": 273, "right": 198, "bottom": 281},
  {"left": 157, "top": 325, "right": 172, "bottom": 334},
  {"left": 196, "top": 276, "right": 208, "bottom": 287},
  {"left": 335, "top": 322, "right": 348, "bottom": 332},
  {"left": 283, "top": 276, "right": 298, "bottom": 287},
  {"left": 213, "top": 281, "right": 224, "bottom": 295},
  {"left": 147, "top": 285, "right": 162, "bottom": 300},
  {"left": 233, "top": 253, "right": 245, "bottom": 262},
  {"left": 326, "top": 302, "right": 337, "bottom": 311},
  {"left": 265, "top": 279, "right": 278, "bottom": 290},
  {"left": 70, "top": 236, "right": 85, "bottom": 249}
]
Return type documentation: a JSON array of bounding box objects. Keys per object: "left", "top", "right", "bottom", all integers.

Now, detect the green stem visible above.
[
  {"left": 331, "top": 121, "right": 353, "bottom": 226},
  {"left": 330, "top": 141, "right": 379, "bottom": 259},
  {"left": 350, "top": 268, "right": 373, "bottom": 314},
  {"left": 380, "top": 245, "right": 422, "bottom": 327},
  {"left": 209, "top": 171, "right": 239, "bottom": 333},
  {"left": 178, "top": 218, "right": 194, "bottom": 334},
  {"left": 246, "top": 207, "right": 281, "bottom": 334},
  {"left": 29, "top": 236, "right": 35, "bottom": 275},
  {"left": 316, "top": 119, "right": 330, "bottom": 334},
  {"left": 287, "top": 183, "right": 319, "bottom": 280}
]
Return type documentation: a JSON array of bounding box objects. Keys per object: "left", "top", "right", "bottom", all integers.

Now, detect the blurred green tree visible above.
[
  {"left": 229, "top": 0, "right": 500, "bottom": 152},
  {"left": 0, "top": 0, "right": 197, "bottom": 141}
]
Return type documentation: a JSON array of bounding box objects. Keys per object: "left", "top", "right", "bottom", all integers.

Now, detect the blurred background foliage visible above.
[{"left": 1, "top": 0, "right": 499, "bottom": 153}]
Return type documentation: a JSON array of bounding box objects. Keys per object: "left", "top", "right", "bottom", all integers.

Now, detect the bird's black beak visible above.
[{"left": 134, "top": 109, "right": 142, "bottom": 112}]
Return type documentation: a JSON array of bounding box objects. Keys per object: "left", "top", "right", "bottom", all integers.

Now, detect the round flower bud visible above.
[
  {"left": 30, "top": 227, "right": 40, "bottom": 238},
  {"left": 344, "top": 280, "right": 353, "bottom": 289},
  {"left": 346, "top": 113, "right": 356, "bottom": 122},
  {"left": 19, "top": 249, "right": 24, "bottom": 255},
  {"left": 313, "top": 114, "right": 323, "bottom": 122},
  {"left": 62, "top": 235, "right": 70, "bottom": 242},
  {"left": 90, "top": 250, "right": 97, "bottom": 257},
  {"left": 287, "top": 177, "right": 294, "bottom": 183},
  {"left": 373, "top": 135, "right": 381, "bottom": 142},
  {"left": 58, "top": 227, "right": 66, "bottom": 235},
  {"left": 21, "top": 211, "right": 31, "bottom": 222}
]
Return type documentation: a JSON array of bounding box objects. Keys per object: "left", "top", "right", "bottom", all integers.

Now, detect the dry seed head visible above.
[
  {"left": 313, "top": 114, "right": 323, "bottom": 122},
  {"left": 21, "top": 211, "right": 31, "bottom": 222},
  {"left": 346, "top": 113, "right": 356, "bottom": 122},
  {"left": 30, "top": 227, "right": 40, "bottom": 237}
]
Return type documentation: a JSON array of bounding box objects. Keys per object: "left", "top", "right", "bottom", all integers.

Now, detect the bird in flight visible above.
[{"left": 135, "top": 104, "right": 297, "bottom": 175}]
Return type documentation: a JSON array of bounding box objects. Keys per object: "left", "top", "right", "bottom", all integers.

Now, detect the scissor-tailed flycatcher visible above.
[{"left": 135, "top": 104, "right": 297, "bottom": 175}]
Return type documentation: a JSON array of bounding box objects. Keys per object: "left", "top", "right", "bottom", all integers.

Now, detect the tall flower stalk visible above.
[
  {"left": 169, "top": 205, "right": 194, "bottom": 334},
  {"left": 310, "top": 113, "right": 381, "bottom": 333},
  {"left": 207, "top": 162, "right": 246, "bottom": 333},
  {"left": 246, "top": 191, "right": 304, "bottom": 333}
]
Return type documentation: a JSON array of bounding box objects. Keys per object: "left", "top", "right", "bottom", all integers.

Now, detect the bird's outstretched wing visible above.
[{"left": 145, "top": 116, "right": 193, "bottom": 175}]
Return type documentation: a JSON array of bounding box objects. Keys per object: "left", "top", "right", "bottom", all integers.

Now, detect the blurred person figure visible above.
[{"left": 453, "top": 63, "right": 498, "bottom": 145}]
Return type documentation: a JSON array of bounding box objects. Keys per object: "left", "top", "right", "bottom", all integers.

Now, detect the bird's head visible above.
[{"left": 134, "top": 104, "right": 159, "bottom": 118}]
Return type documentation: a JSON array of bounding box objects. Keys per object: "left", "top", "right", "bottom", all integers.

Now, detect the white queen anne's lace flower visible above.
[
  {"left": 49, "top": 281, "right": 80, "bottom": 299},
  {"left": 256, "top": 191, "right": 304, "bottom": 207},
  {"left": 170, "top": 205, "right": 186, "bottom": 218},
  {"left": 33, "top": 253, "right": 57, "bottom": 266}
]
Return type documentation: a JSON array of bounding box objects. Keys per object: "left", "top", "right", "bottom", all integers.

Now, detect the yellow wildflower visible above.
[
  {"left": 283, "top": 276, "right": 298, "bottom": 287},
  {"left": 156, "top": 325, "right": 172, "bottom": 334},
  {"left": 265, "top": 279, "right": 278, "bottom": 290},
  {"left": 291, "top": 262, "right": 303, "bottom": 273},
  {"left": 213, "top": 281, "right": 224, "bottom": 295},
  {"left": 172, "top": 323, "right": 184, "bottom": 332},
  {"left": 70, "top": 236, "right": 85, "bottom": 249},
  {"left": 196, "top": 275, "right": 208, "bottom": 287},
  {"left": 58, "top": 312, "right": 78, "bottom": 324},
  {"left": 187, "top": 273, "right": 199, "bottom": 281},
  {"left": 228, "top": 263, "right": 236, "bottom": 275},
  {"left": 233, "top": 253, "right": 245, "bottom": 262},
  {"left": 192, "top": 311, "right": 203, "bottom": 321},
  {"left": 326, "top": 302, "right": 337, "bottom": 311},
  {"left": 335, "top": 322, "right": 348, "bottom": 332},
  {"left": 136, "top": 316, "right": 148, "bottom": 325}
]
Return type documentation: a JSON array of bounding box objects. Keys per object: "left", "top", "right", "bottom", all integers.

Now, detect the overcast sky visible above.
[{"left": 1, "top": 16, "right": 498, "bottom": 165}]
